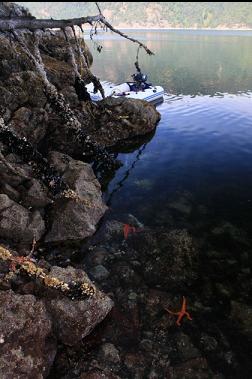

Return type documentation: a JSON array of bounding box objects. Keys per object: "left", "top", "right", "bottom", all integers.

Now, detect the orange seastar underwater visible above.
[
  {"left": 164, "top": 296, "right": 192, "bottom": 326},
  {"left": 123, "top": 224, "right": 144, "bottom": 240},
  {"left": 123, "top": 224, "right": 136, "bottom": 239}
]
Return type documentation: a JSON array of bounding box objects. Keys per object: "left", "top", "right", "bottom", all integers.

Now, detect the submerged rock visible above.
[
  {"left": 168, "top": 192, "right": 193, "bottom": 216},
  {"left": 230, "top": 301, "right": 252, "bottom": 336},
  {"left": 175, "top": 332, "right": 200, "bottom": 361},
  {"left": 127, "top": 214, "right": 144, "bottom": 228},
  {"left": 129, "top": 228, "right": 198, "bottom": 289},
  {"left": 89, "top": 265, "right": 110, "bottom": 281},
  {"left": 87, "top": 220, "right": 125, "bottom": 245},
  {"left": 211, "top": 221, "right": 249, "bottom": 246},
  {"left": 166, "top": 357, "right": 217, "bottom": 379},
  {"left": 169, "top": 197, "right": 192, "bottom": 215}
]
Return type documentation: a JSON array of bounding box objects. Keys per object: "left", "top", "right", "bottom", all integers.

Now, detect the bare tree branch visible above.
[
  {"left": 101, "top": 18, "right": 154, "bottom": 56},
  {"left": 95, "top": 2, "right": 102, "bottom": 15}
]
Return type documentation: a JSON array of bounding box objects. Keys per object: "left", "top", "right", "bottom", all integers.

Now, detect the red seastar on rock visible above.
[{"left": 164, "top": 296, "right": 192, "bottom": 326}]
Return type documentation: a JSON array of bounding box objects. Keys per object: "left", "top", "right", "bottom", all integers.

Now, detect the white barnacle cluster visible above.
[
  {"left": 61, "top": 188, "right": 93, "bottom": 208},
  {"left": 80, "top": 282, "right": 96, "bottom": 296},
  {"left": 43, "top": 275, "right": 70, "bottom": 292},
  {"left": 0, "top": 117, "right": 6, "bottom": 129},
  {"left": 0, "top": 244, "right": 95, "bottom": 299},
  {"left": 61, "top": 188, "right": 79, "bottom": 200},
  {"left": 0, "top": 246, "right": 12, "bottom": 261}
]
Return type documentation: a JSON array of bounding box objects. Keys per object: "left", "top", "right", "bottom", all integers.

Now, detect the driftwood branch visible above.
[
  {"left": 0, "top": 15, "right": 103, "bottom": 31},
  {"left": 0, "top": 13, "right": 154, "bottom": 56}
]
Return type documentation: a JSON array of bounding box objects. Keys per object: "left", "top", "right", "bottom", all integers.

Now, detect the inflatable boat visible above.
[{"left": 86, "top": 80, "right": 165, "bottom": 104}]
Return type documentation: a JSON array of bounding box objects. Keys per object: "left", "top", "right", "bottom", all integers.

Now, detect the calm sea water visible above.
[
  {"left": 82, "top": 30, "right": 252, "bottom": 377},
  {"left": 86, "top": 30, "right": 252, "bottom": 233}
]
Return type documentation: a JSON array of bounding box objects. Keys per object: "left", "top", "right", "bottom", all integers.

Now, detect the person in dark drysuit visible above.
[
  {"left": 132, "top": 72, "right": 147, "bottom": 89},
  {"left": 131, "top": 71, "right": 151, "bottom": 92}
]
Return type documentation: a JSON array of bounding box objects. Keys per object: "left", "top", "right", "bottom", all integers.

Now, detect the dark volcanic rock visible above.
[
  {"left": 10, "top": 106, "right": 48, "bottom": 144},
  {"left": 21, "top": 178, "right": 52, "bottom": 208},
  {"left": 91, "top": 97, "right": 161, "bottom": 148},
  {"left": 0, "top": 2, "right": 31, "bottom": 17},
  {"left": 45, "top": 199, "right": 99, "bottom": 243},
  {"left": 4, "top": 71, "right": 46, "bottom": 117},
  {"left": 48, "top": 97, "right": 161, "bottom": 154},
  {"left": 45, "top": 152, "right": 107, "bottom": 243},
  {"left": 0, "top": 264, "right": 114, "bottom": 376},
  {"left": 0, "top": 194, "right": 45, "bottom": 243},
  {"left": 0, "top": 290, "right": 56, "bottom": 379},
  {"left": 0, "top": 182, "right": 20, "bottom": 202},
  {"left": 98, "top": 343, "right": 121, "bottom": 363},
  {"left": 0, "top": 156, "right": 32, "bottom": 188},
  {"left": 45, "top": 266, "right": 113, "bottom": 346}
]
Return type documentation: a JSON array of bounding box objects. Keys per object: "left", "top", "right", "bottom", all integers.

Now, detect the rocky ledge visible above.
[
  {"left": 0, "top": 2, "right": 162, "bottom": 378},
  {"left": 0, "top": 265, "right": 113, "bottom": 379}
]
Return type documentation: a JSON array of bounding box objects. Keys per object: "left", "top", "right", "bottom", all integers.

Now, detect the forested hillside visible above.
[{"left": 17, "top": 2, "right": 252, "bottom": 29}]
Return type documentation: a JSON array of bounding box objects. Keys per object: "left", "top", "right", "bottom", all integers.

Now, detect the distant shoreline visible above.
[
  {"left": 83, "top": 26, "right": 252, "bottom": 32},
  {"left": 119, "top": 27, "right": 252, "bottom": 31}
]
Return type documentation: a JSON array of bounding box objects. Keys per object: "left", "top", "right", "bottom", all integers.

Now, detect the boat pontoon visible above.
[{"left": 86, "top": 79, "right": 164, "bottom": 105}]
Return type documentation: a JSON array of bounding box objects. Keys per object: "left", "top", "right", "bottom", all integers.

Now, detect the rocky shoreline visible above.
[
  {"left": 0, "top": 2, "right": 162, "bottom": 378},
  {"left": 1, "top": 3, "right": 252, "bottom": 379}
]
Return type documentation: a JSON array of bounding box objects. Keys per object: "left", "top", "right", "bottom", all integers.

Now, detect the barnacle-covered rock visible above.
[
  {"left": 90, "top": 97, "right": 161, "bottom": 148},
  {"left": 46, "top": 97, "right": 161, "bottom": 155},
  {"left": 44, "top": 266, "right": 113, "bottom": 346},
  {"left": 45, "top": 152, "right": 108, "bottom": 243}
]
